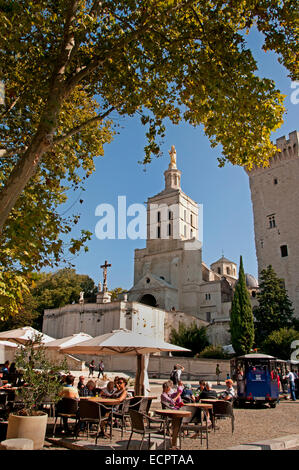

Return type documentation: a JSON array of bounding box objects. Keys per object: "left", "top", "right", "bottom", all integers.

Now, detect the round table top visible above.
[
  {"left": 155, "top": 409, "right": 191, "bottom": 417},
  {"left": 184, "top": 403, "right": 213, "bottom": 409},
  {"left": 200, "top": 399, "right": 226, "bottom": 404},
  {"left": 80, "top": 397, "right": 121, "bottom": 405}
]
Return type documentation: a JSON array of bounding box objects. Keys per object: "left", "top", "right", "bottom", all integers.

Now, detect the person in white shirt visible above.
[
  {"left": 284, "top": 369, "right": 296, "bottom": 401},
  {"left": 221, "top": 379, "right": 236, "bottom": 401}
]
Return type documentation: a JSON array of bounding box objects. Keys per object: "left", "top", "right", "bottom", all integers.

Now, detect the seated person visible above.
[
  {"left": 59, "top": 375, "right": 79, "bottom": 399},
  {"left": 220, "top": 379, "right": 236, "bottom": 401},
  {"left": 58, "top": 375, "right": 79, "bottom": 434},
  {"left": 170, "top": 380, "right": 184, "bottom": 406},
  {"left": 181, "top": 383, "right": 195, "bottom": 403},
  {"left": 100, "top": 381, "right": 115, "bottom": 398},
  {"left": 199, "top": 381, "right": 217, "bottom": 399},
  {"left": 81, "top": 380, "right": 96, "bottom": 397},
  {"left": 111, "top": 378, "right": 128, "bottom": 402},
  {"left": 161, "top": 382, "right": 184, "bottom": 410},
  {"left": 1, "top": 361, "right": 10, "bottom": 380},
  {"left": 195, "top": 380, "right": 206, "bottom": 401},
  {"left": 77, "top": 375, "right": 86, "bottom": 396},
  {"left": 8, "top": 362, "right": 17, "bottom": 374}
]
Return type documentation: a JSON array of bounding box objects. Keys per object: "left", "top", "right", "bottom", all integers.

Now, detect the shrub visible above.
[
  {"left": 198, "top": 345, "right": 230, "bottom": 359},
  {"left": 261, "top": 328, "right": 299, "bottom": 360}
]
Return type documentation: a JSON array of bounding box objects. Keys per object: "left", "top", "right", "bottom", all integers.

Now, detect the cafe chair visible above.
[
  {"left": 75, "top": 400, "right": 110, "bottom": 443},
  {"left": 179, "top": 405, "right": 209, "bottom": 449},
  {"left": 111, "top": 398, "right": 131, "bottom": 438},
  {"left": 212, "top": 400, "right": 235, "bottom": 434},
  {"left": 53, "top": 398, "right": 79, "bottom": 437},
  {"left": 0, "top": 392, "right": 8, "bottom": 416},
  {"left": 39, "top": 395, "right": 56, "bottom": 418},
  {"left": 127, "top": 410, "right": 167, "bottom": 450}
]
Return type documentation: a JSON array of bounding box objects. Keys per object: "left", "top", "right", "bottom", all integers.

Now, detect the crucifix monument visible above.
[{"left": 97, "top": 260, "right": 112, "bottom": 304}]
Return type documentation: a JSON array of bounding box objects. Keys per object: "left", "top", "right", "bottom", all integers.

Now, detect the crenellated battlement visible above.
[{"left": 246, "top": 130, "right": 299, "bottom": 174}]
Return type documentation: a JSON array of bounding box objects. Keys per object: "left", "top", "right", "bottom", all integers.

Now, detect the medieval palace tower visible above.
[{"left": 247, "top": 130, "right": 299, "bottom": 318}]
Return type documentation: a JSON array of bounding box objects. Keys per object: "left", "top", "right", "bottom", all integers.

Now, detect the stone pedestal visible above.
[{"left": 96, "top": 291, "right": 112, "bottom": 304}]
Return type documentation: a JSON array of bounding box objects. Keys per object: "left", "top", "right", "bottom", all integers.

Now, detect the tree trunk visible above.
[{"left": 0, "top": 92, "right": 65, "bottom": 233}]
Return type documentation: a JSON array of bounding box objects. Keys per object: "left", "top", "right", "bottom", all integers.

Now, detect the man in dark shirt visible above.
[{"left": 199, "top": 382, "right": 217, "bottom": 399}]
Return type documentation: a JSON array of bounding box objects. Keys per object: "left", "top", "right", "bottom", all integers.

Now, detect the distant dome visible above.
[{"left": 245, "top": 273, "right": 259, "bottom": 289}]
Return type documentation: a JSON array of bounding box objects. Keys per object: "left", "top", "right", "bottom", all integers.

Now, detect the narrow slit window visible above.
[{"left": 280, "top": 245, "right": 288, "bottom": 257}]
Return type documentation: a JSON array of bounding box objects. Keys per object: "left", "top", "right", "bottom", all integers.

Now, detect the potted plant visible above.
[{"left": 6, "top": 334, "right": 68, "bottom": 449}]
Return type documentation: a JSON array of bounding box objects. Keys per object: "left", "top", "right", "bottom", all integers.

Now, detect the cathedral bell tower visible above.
[{"left": 128, "top": 145, "right": 203, "bottom": 316}]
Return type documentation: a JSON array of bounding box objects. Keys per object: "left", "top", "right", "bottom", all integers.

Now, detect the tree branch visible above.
[{"left": 52, "top": 106, "right": 115, "bottom": 145}]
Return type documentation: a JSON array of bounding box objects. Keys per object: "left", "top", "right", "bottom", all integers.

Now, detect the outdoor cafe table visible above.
[{"left": 154, "top": 409, "right": 191, "bottom": 448}]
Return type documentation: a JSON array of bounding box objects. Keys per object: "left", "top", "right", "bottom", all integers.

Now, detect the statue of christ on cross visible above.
[{"left": 100, "top": 260, "right": 111, "bottom": 292}]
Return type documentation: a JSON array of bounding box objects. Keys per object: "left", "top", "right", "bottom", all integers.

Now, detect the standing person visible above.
[
  {"left": 284, "top": 369, "right": 296, "bottom": 401},
  {"left": 170, "top": 364, "right": 184, "bottom": 386},
  {"left": 88, "top": 359, "right": 95, "bottom": 377},
  {"left": 216, "top": 364, "right": 221, "bottom": 385},
  {"left": 98, "top": 360, "right": 105, "bottom": 379}
]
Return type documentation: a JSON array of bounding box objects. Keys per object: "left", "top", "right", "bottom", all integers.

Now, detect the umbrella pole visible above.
[
  {"left": 135, "top": 354, "right": 142, "bottom": 396},
  {"left": 135, "top": 354, "right": 150, "bottom": 397}
]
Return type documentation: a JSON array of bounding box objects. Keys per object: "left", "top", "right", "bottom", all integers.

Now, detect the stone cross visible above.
[{"left": 100, "top": 260, "right": 112, "bottom": 292}]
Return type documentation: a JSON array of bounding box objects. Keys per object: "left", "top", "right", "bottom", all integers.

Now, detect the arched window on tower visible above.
[
  {"left": 168, "top": 223, "right": 172, "bottom": 237},
  {"left": 157, "top": 226, "right": 161, "bottom": 238}
]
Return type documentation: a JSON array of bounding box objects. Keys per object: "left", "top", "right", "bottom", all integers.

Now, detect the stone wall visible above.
[{"left": 77, "top": 353, "right": 231, "bottom": 381}]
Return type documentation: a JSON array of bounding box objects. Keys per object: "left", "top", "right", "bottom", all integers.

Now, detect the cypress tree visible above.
[
  {"left": 230, "top": 256, "right": 255, "bottom": 355},
  {"left": 254, "top": 265, "right": 294, "bottom": 343}
]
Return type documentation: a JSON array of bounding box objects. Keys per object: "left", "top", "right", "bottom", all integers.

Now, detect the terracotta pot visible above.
[{"left": 6, "top": 412, "right": 48, "bottom": 450}]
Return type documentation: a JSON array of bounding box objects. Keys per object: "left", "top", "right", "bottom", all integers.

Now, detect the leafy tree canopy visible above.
[
  {"left": 169, "top": 322, "right": 209, "bottom": 356},
  {"left": 110, "top": 287, "right": 126, "bottom": 301},
  {"left": 230, "top": 256, "right": 255, "bottom": 355},
  {"left": 0, "top": 268, "right": 97, "bottom": 326},
  {"left": 261, "top": 327, "right": 299, "bottom": 360},
  {"left": 254, "top": 265, "right": 294, "bottom": 343}
]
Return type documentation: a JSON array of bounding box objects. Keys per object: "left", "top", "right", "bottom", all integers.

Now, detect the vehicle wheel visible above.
[{"left": 269, "top": 402, "right": 276, "bottom": 408}]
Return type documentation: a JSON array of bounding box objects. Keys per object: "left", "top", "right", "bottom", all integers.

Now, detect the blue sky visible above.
[{"left": 58, "top": 29, "right": 298, "bottom": 291}]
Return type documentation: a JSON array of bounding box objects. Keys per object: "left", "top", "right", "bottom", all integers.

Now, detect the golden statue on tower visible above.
[{"left": 168, "top": 145, "right": 177, "bottom": 169}]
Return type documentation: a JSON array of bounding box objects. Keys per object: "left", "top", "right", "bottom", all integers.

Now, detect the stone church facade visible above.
[{"left": 247, "top": 130, "right": 299, "bottom": 318}]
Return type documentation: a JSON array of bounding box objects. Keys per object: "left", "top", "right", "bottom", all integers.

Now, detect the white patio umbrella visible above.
[
  {"left": 0, "top": 340, "right": 18, "bottom": 348},
  {"left": 43, "top": 332, "right": 92, "bottom": 350},
  {"left": 62, "top": 329, "right": 190, "bottom": 396},
  {"left": 0, "top": 326, "right": 55, "bottom": 345}
]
